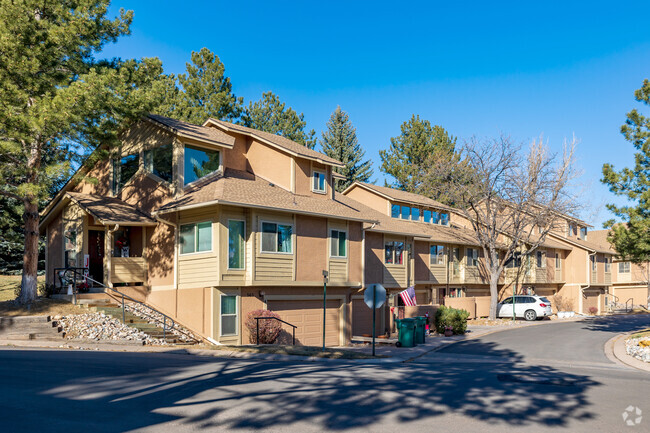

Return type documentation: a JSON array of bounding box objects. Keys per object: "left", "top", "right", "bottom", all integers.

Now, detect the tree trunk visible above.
[
  {"left": 18, "top": 199, "right": 40, "bottom": 304},
  {"left": 488, "top": 271, "right": 500, "bottom": 320}
]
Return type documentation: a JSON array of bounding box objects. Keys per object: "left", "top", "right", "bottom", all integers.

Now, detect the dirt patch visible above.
[
  {"left": 0, "top": 275, "right": 45, "bottom": 302},
  {"left": 0, "top": 297, "right": 82, "bottom": 317}
]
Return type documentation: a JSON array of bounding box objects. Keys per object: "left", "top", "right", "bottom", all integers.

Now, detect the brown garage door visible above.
[
  {"left": 583, "top": 291, "right": 599, "bottom": 314},
  {"left": 267, "top": 299, "right": 340, "bottom": 347},
  {"left": 352, "top": 299, "right": 383, "bottom": 337}
]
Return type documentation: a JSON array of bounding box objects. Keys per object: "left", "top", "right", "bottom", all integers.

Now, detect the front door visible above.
[{"left": 88, "top": 230, "right": 105, "bottom": 286}]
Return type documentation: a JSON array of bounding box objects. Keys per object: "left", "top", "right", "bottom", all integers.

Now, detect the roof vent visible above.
[{"left": 269, "top": 182, "right": 275, "bottom": 187}]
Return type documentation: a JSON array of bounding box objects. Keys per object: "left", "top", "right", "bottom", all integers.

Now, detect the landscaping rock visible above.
[
  {"left": 124, "top": 303, "right": 200, "bottom": 343},
  {"left": 626, "top": 337, "right": 650, "bottom": 363},
  {"left": 58, "top": 312, "right": 166, "bottom": 345}
]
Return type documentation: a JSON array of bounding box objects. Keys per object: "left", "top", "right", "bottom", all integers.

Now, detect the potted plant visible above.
[{"left": 444, "top": 325, "right": 453, "bottom": 337}]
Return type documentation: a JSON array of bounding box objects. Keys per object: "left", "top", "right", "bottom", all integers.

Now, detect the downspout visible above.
[
  {"left": 154, "top": 214, "right": 178, "bottom": 291},
  {"left": 581, "top": 250, "right": 596, "bottom": 314}
]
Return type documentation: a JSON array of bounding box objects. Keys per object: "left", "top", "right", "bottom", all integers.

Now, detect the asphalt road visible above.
[{"left": 1, "top": 315, "right": 649, "bottom": 432}]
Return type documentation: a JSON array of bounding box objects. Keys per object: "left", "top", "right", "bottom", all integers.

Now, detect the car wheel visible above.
[{"left": 524, "top": 309, "right": 537, "bottom": 321}]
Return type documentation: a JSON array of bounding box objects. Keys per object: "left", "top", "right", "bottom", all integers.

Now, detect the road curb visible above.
[{"left": 606, "top": 333, "right": 650, "bottom": 373}]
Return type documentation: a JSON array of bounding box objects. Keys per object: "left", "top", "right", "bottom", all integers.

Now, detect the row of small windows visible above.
[
  {"left": 391, "top": 204, "right": 449, "bottom": 225},
  {"left": 112, "top": 144, "right": 220, "bottom": 194}
]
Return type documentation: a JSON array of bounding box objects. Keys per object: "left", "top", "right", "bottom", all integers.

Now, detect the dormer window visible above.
[
  {"left": 579, "top": 227, "right": 587, "bottom": 240},
  {"left": 423, "top": 209, "right": 432, "bottom": 223},
  {"left": 411, "top": 207, "right": 420, "bottom": 221},
  {"left": 567, "top": 223, "right": 575, "bottom": 237},
  {"left": 432, "top": 211, "right": 439, "bottom": 224},
  {"left": 184, "top": 144, "right": 220, "bottom": 186},
  {"left": 401, "top": 206, "right": 410, "bottom": 220},
  {"left": 440, "top": 212, "right": 449, "bottom": 225},
  {"left": 391, "top": 204, "right": 400, "bottom": 218},
  {"left": 312, "top": 171, "right": 326, "bottom": 193}
]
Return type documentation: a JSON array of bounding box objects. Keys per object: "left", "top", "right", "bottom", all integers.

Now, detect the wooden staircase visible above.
[{"left": 0, "top": 316, "right": 65, "bottom": 341}]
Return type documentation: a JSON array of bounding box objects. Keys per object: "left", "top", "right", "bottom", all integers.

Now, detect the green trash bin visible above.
[
  {"left": 395, "top": 318, "right": 416, "bottom": 347},
  {"left": 414, "top": 316, "right": 426, "bottom": 344}
]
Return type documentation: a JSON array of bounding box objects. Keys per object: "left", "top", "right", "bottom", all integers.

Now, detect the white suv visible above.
[{"left": 497, "top": 295, "right": 552, "bottom": 321}]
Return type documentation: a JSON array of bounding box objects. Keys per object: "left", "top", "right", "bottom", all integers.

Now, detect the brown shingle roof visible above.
[
  {"left": 67, "top": 192, "right": 157, "bottom": 225},
  {"left": 348, "top": 182, "right": 452, "bottom": 210},
  {"left": 205, "top": 118, "right": 344, "bottom": 167},
  {"left": 586, "top": 230, "right": 616, "bottom": 254},
  {"left": 147, "top": 114, "right": 235, "bottom": 148},
  {"left": 156, "top": 169, "right": 377, "bottom": 222}
]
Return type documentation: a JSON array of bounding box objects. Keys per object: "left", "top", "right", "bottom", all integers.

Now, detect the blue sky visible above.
[{"left": 101, "top": 1, "right": 650, "bottom": 228}]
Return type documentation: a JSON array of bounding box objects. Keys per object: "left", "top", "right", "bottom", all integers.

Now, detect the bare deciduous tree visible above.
[{"left": 420, "top": 135, "right": 581, "bottom": 319}]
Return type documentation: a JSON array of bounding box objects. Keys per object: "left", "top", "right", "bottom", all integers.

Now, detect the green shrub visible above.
[{"left": 434, "top": 305, "right": 470, "bottom": 335}]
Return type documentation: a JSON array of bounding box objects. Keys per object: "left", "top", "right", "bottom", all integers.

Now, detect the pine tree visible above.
[
  {"left": 0, "top": 0, "right": 166, "bottom": 303},
  {"left": 158, "top": 48, "right": 244, "bottom": 124},
  {"left": 320, "top": 106, "right": 373, "bottom": 191},
  {"left": 602, "top": 79, "right": 650, "bottom": 262},
  {"left": 379, "top": 115, "right": 456, "bottom": 192},
  {"left": 242, "top": 92, "right": 317, "bottom": 149}
]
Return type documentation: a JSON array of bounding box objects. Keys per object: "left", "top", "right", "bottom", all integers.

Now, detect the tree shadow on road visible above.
[
  {"left": 0, "top": 341, "right": 600, "bottom": 431},
  {"left": 579, "top": 314, "right": 650, "bottom": 334}
]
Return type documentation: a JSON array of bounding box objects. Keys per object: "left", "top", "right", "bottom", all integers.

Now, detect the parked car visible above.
[{"left": 497, "top": 295, "right": 552, "bottom": 321}]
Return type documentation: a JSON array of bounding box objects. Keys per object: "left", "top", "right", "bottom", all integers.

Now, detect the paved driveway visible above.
[{"left": 1, "top": 315, "right": 649, "bottom": 432}]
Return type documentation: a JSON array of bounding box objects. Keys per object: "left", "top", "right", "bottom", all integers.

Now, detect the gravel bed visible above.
[
  {"left": 626, "top": 337, "right": 650, "bottom": 363},
  {"left": 124, "top": 303, "right": 200, "bottom": 343},
  {"left": 54, "top": 313, "right": 166, "bottom": 345}
]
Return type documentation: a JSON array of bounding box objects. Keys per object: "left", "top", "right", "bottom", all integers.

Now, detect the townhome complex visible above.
[{"left": 39, "top": 114, "right": 648, "bottom": 346}]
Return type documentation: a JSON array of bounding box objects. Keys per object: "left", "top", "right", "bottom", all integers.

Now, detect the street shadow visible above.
[
  {"left": 580, "top": 315, "right": 650, "bottom": 334},
  {"left": 0, "top": 340, "right": 600, "bottom": 432}
]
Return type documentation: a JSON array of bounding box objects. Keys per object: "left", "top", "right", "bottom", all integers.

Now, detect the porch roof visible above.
[{"left": 67, "top": 192, "right": 157, "bottom": 226}]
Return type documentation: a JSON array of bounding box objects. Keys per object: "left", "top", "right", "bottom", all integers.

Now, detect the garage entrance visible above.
[{"left": 267, "top": 299, "right": 341, "bottom": 347}]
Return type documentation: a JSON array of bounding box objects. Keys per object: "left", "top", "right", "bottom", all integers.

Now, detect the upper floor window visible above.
[
  {"left": 430, "top": 245, "right": 445, "bottom": 265},
  {"left": 536, "top": 250, "right": 546, "bottom": 268},
  {"left": 466, "top": 248, "right": 479, "bottom": 267},
  {"left": 506, "top": 254, "right": 522, "bottom": 269},
  {"left": 184, "top": 144, "right": 220, "bottom": 186},
  {"left": 567, "top": 223, "right": 575, "bottom": 237},
  {"left": 144, "top": 144, "right": 173, "bottom": 183},
  {"left": 391, "top": 204, "right": 400, "bottom": 218},
  {"left": 401, "top": 206, "right": 410, "bottom": 220},
  {"left": 431, "top": 211, "right": 439, "bottom": 224},
  {"left": 604, "top": 257, "right": 611, "bottom": 273},
  {"left": 112, "top": 154, "right": 139, "bottom": 194},
  {"left": 619, "top": 261, "right": 630, "bottom": 273},
  {"left": 330, "top": 229, "right": 347, "bottom": 258},
  {"left": 411, "top": 207, "right": 420, "bottom": 221},
  {"left": 261, "top": 222, "right": 292, "bottom": 254},
  {"left": 423, "top": 209, "right": 432, "bottom": 223},
  {"left": 555, "top": 253, "right": 561, "bottom": 269},
  {"left": 312, "top": 171, "right": 326, "bottom": 193},
  {"left": 440, "top": 212, "right": 449, "bottom": 225},
  {"left": 591, "top": 255, "right": 597, "bottom": 271},
  {"left": 228, "top": 220, "right": 245, "bottom": 269},
  {"left": 180, "top": 221, "right": 212, "bottom": 254},
  {"left": 579, "top": 227, "right": 587, "bottom": 240},
  {"left": 385, "top": 241, "right": 404, "bottom": 264}
]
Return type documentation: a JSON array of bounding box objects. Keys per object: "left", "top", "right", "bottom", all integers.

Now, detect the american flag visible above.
[{"left": 399, "top": 286, "right": 417, "bottom": 306}]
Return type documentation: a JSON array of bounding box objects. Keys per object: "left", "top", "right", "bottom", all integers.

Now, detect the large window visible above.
[
  {"left": 466, "top": 248, "right": 479, "bottom": 267},
  {"left": 112, "top": 154, "right": 139, "bottom": 194},
  {"left": 619, "top": 261, "right": 630, "bottom": 273},
  {"left": 401, "top": 206, "right": 410, "bottom": 220},
  {"left": 228, "top": 220, "right": 245, "bottom": 269},
  {"left": 180, "top": 221, "right": 212, "bottom": 254},
  {"left": 536, "top": 251, "right": 546, "bottom": 268},
  {"left": 411, "top": 207, "right": 420, "bottom": 221},
  {"left": 261, "top": 222, "right": 292, "bottom": 253},
  {"left": 423, "top": 209, "right": 432, "bottom": 223},
  {"left": 312, "top": 171, "right": 326, "bottom": 193},
  {"left": 440, "top": 213, "right": 450, "bottom": 225},
  {"left": 391, "top": 204, "right": 400, "bottom": 218},
  {"left": 385, "top": 241, "right": 404, "bottom": 264},
  {"left": 184, "top": 145, "right": 220, "bottom": 186},
  {"left": 144, "top": 144, "right": 173, "bottom": 182},
  {"left": 431, "top": 211, "right": 439, "bottom": 224},
  {"left": 330, "top": 229, "right": 347, "bottom": 258},
  {"left": 430, "top": 245, "right": 445, "bottom": 265},
  {"left": 220, "top": 295, "right": 238, "bottom": 336}
]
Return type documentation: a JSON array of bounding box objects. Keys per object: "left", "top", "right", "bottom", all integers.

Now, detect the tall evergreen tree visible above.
[
  {"left": 320, "top": 106, "right": 373, "bottom": 191},
  {"left": 379, "top": 115, "right": 456, "bottom": 193},
  {"left": 0, "top": 0, "right": 167, "bottom": 303},
  {"left": 157, "top": 48, "right": 243, "bottom": 124},
  {"left": 242, "top": 92, "right": 317, "bottom": 149},
  {"left": 602, "top": 79, "right": 650, "bottom": 262}
]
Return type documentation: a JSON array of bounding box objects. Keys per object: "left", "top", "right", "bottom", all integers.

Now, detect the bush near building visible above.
[{"left": 434, "top": 305, "right": 469, "bottom": 335}]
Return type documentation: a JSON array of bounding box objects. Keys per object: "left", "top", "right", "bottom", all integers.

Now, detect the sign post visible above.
[{"left": 364, "top": 284, "right": 386, "bottom": 356}]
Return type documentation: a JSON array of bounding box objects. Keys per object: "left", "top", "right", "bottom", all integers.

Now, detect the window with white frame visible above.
[
  {"left": 536, "top": 250, "right": 546, "bottom": 268},
  {"left": 604, "top": 257, "right": 611, "bottom": 272},
  {"left": 619, "top": 261, "right": 630, "bottom": 273},
  {"left": 330, "top": 229, "right": 347, "bottom": 258},
  {"left": 220, "top": 295, "right": 238, "bottom": 336},
  {"left": 579, "top": 227, "right": 587, "bottom": 240},
  {"left": 466, "top": 248, "right": 479, "bottom": 267},
  {"left": 430, "top": 245, "right": 445, "bottom": 265},
  {"left": 261, "top": 222, "right": 293, "bottom": 253},
  {"left": 312, "top": 171, "right": 326, "bottom": 193},
  {"left": 180, "top": 222, "right": 212, "bottom": 254},
  {"left": 591, "top": 255, "right": 597, "bottom": 271},
  {"left": 555, "top": 252, "right": 561, "bottom": 269},
  {"left": 228, "top": 220, "right": 245, "bottom": 269}
]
